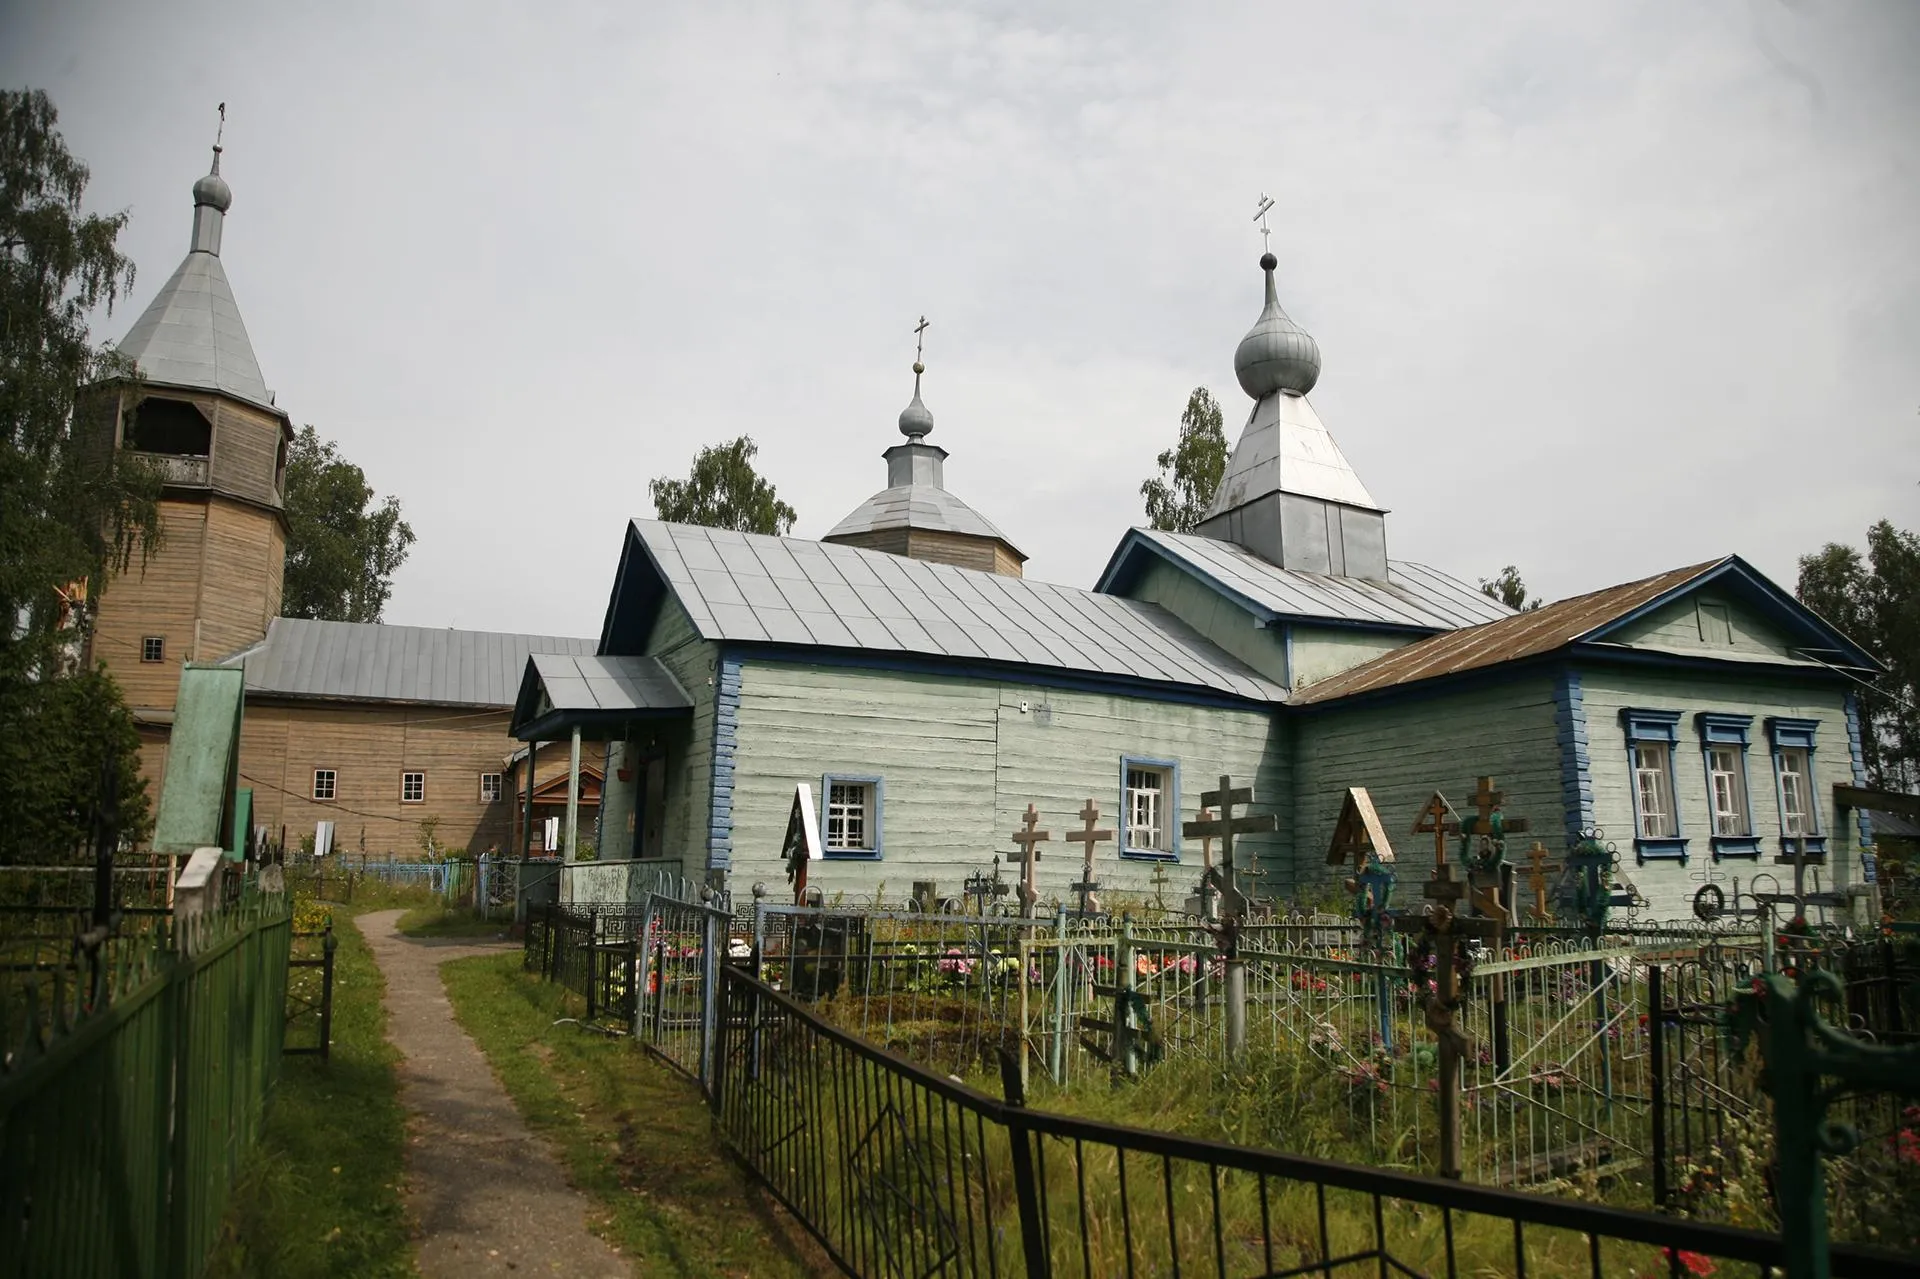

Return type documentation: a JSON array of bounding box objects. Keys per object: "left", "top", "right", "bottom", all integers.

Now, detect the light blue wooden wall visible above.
[
  {"left": 1124, "top": 558, "right": 1289, "bottom": 685},
  {"left": 1576, "top": 667, "right": 1854, "bottom": 920},
  {"left": 1290, "top": 675, "right": 1567, "bottom": 898},
  {"left": 634, "top": 594, "right": 717, "bottom": 879},
  {"left": 1288, "top": 625, "right": 1414, "bottom": 691},
  {"left": 726, "top": 659, "right": 1288, "bottom": 906}
]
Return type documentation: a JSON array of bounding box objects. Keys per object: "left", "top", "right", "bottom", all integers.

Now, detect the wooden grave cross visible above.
[
  {"left": 1011, "top": 804, "right": 1050, "bottom": 918},
  {"left": 1182, "top": 775, "right": 1278, "bottom": 902},
  {"left": 1192, "top": 806, "right": 1216, "bottom": 917},
  {"left": 1524, "top": 841, "right": 1555, "bottom": 921},
  {"left": 1412, "top": 792, "right": 1460, "bottom": 868},
  {"left": 1065, "top": 799, "right": 1114, "bottom": 917}
]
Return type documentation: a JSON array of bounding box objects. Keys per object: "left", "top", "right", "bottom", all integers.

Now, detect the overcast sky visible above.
[{"left": 7, "top": 0, "right": 1916, "bottom": 638}]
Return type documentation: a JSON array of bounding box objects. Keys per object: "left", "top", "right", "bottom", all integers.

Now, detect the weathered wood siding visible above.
[
  {"left": 1577, "top": 667, "right": 1854, "bottom": 919},
  {"left": 823, "top": 527, "right": 1024, "bottom": 577},
  {"left": 1123, "top": 558, "right": 1288, "bottom": 685},
  {"left": 1290, "top": 675, "right": 1566, "bottom": 897},
  {"left": 727, "top": 660, "right": 1288, "bottom": 904},
  {"left": 1602, "top": 593, "right": 1799, "bottom": 662},
  {"left": 636, "top": 595, "right": 716, "bottom": 878},
  {"left": 1288, "top": 625, "right": 1412, "bottom": 691}
]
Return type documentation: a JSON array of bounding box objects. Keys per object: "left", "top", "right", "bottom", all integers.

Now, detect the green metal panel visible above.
[
  {"left": 226, "top": 787, "right": 252, "bottom": 861},
  {"left": 1291, "top": 674, "right": 1566, "bottom": 896},
  {"left": 1577, "top": 668, "right": 1850, "bottom": 919},
  {"left": 153, "top": 665, "right": 246, "bottom": 855}
]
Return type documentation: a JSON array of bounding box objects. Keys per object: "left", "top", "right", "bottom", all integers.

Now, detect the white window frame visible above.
[
  {"left": 1621, "top": 708, "right": 1686, "bottom": 862},
  {"left": 1765, "top": 718, "right": 1827, "bottom": 860},
  {"left": 401, "top": 771, "right": 426, "bottom": 804},
  {"left": 312, "top": 769, "right": 337, "bottom": 801},
  {"left": 820, "top": 774, "right": 883, "bottom": 858},
  {"left": 1119, "top": 756, "right": 1180, "bottom": 859},
  {"left": 1706, "top": 745, "right": 1750, "bottom": 837},
  {"left": 1777, "top": 747, "right": 1817, "bottom": 837},
  {"left": 141, "top": 636, "right": 165, "bottom": 663},
  {"left": 479, "top": 772, "right": 503, "bottom": 803}
]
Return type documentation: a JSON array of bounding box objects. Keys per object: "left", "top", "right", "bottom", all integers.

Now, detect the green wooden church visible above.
[{"left": 513, "top": 251, "right": 1884, "bottom": 922}]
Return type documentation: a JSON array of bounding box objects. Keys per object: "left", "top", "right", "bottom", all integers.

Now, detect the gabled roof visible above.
[
  {"left": 510, "top": 652, "right": 693, "bottom": 740},
  {"left": 116, "top": 237, "right": 277, "bottom": 413},
  {"left": 222, "top": 618, "right": 597, "bottom": 708},
  {"left": 1288, "top": 555, "right": 1881, "bottom": 706},
  {"left": 824, "top": 482, "right": 1023, "bottom": 552},
  {"left": 600, "top": 520, "right": 1287, "bottom": 703},
  {"left": 1096, "top": 527, "right": 1510, "bottom": 633}
]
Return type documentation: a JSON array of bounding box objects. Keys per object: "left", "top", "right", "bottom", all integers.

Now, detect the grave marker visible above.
[{"left": 1011, "top": 804, "right": 1050, "bottom": 918}]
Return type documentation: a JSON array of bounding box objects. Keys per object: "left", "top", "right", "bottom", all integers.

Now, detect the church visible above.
[
  {"left": 83, "top": 142, "right": 1885, "bottom": 918},
  {"left": 514, "top": 254, "right": 1885, "bottom": 921}
]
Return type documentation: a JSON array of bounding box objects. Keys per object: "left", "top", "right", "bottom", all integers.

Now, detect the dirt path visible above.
[{"left": 358, "top": 909, "right": 630, "bottom": 1279}]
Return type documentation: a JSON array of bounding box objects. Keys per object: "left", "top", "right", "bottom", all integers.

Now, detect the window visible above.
[
  {"left": 1621, "top": 709, "right": 1686, "bottom": 861},
  {"left": 1765, "top": 717, "right": 1826, "bottom": 860},
  {"left": 820, "top": 775, "right": 883, "bottom": 857},
  {"left": 312, "top": 769, "right": 337, "bottom": 801},
  {"left": 1697, "top": 712, "right": 1758, "bottom": 857},
  {"left": 141, "top": 636, "right": 165, "bottom": 663},
  {"left": 1119, "top": 756, "right": 1180, "bottom": 859},
  {"left": 479, "top": 772, "right": 503, "bottom": 803},
  {"left": 401, "top": 772, "right": 425, "bottom": 804}
]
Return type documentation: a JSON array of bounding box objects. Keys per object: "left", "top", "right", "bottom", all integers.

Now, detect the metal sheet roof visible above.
[
  {"left": 1289, "top": 560, "right": 1723, "bottom": 705},
  {"left": 522, "top": 653, "right": 691, "bottom": 714},
  {"left": 116, "top": 249, "right": 276, "bottom": 412},
  {"left": 1209, "top": 392, "right": 1381, "bottom": 516},
  {"left": 1104, "top": 529, "right": 1512, "bottom": 632},
  {"left": 226, "top": 618, "right": 598, "bottom": 707},
  {"left": 824, "top": 483, "right": 1021, "bottom": 550},
  {"left": 629, "top": 520, "right": 1286, "bottom": 702}
]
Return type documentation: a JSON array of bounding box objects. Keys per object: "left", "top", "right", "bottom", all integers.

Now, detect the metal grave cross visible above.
[
  {"left": 1065, "top": 799, "right": 1114, "bottom": 918},
  {"left": 1010, "top": 803, "right": 1050, "bottom": 918},
  {"left": 1182, "top": 775, "right": 1278, "bottom": 898},
  {"left": 1412, "top": 792, "right": 1460, "bottom": 868}
]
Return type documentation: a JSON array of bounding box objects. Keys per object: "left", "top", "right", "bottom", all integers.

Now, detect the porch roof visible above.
[{"left": 511, "top": 653, "right": 693, "bottom": 741}]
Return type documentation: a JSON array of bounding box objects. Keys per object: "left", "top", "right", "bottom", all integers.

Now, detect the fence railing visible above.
[
  {"left": 709, "top": 966, "right": 1918, "bottom": 1279},
  {"left": 0, "top": 890, "right": 292, "bottom": 1279}
]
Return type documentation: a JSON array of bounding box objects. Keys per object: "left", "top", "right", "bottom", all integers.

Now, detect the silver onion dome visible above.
[
  {"left": 1233, "top": 252, "right": 1320, "bottom": 399},
  {"left": 898, "top": 360, "right": 935, "bottom": 438},
  {"left": 193, "top": 151, "right": 232, "bottom": 212}
]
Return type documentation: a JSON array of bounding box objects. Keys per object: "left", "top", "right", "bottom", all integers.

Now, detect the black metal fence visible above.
[{"left": 712, "top": 966, "right": 1917, "bottom": 1279}]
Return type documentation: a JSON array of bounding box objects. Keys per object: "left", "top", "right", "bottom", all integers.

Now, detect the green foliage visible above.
[
  {"left": 0, "top": 663, "right": 151, "bottom": 861},
  {"left": 0, "top": 88, "right": 162, "bottom": 681},
  {"left": 1797, "top": 519, "right": 1920, "bottom": 790},
  {"left": 1479, "top": 565, "right": 1544, "bottom": 611},
  {"left": 1140, "top": 387, "right": 1227, "bottom": 533},
  {"left": 281, "top": 425, "right": 415, "bottom": 623},
  {"left": 648, "top": 435, "right": 797, "bottom": 535}
]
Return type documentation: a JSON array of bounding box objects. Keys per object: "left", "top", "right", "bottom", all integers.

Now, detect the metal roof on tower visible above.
[{"left": 114, "top": 140, "right": 278, "bottom": 413}]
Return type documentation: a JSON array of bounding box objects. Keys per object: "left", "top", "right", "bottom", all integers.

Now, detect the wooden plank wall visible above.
[
  {"left": 1124, "top": 558, "right": 1290, "bottom": 684},
  {"left": 639, "top": 596, "right": 716, "bottom": 878},
  {"left": 207, "top": 397, "right": 286, "bottom": 508},
  {"left": 88, "top": 497, "right": 209, "bottom": 711}
]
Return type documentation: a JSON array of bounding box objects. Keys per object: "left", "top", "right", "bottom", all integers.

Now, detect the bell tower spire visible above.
[{"left": 189, "top": 103, "right": 232, "bottom": 256}]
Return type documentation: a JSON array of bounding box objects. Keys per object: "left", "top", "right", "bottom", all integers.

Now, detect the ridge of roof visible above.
[
  {"left": 232, "top": 617, "right": 597, "bottom": 707},
  {"left": 1287, "top": 558, "right": 1729, "bottom": 705}
]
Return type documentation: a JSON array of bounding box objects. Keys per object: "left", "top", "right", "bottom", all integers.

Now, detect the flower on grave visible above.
[
  {"left": 938, "top": 948, "right": 973, "bottom": 978},
  {"left": 1658, "top": 1248, "right": 1716, "bottom": 1276},
  {"left": 1135, "top": 955, "right": 1158, "bottom": 977},
  {"left": 1095, "top": 955, "right": 1114, "bottom": 970}
]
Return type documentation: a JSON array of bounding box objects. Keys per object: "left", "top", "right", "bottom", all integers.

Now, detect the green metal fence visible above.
[{"left": 0, "top": 891, "right": 291, "bottom": 1279}]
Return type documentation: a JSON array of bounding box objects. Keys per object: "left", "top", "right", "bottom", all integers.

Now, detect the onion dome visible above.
[
  {"left": 192, "top": 148, "right": 232, "bottom": 212},
  {"left": 898, "top": 360, "right": 935, "bottom": 438},
  {"left": 1233, "top": 252, "right": 1321, "bottom": 399}
]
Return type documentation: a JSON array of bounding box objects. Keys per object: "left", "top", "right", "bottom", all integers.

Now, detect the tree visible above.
[
  {"left": 1479, "top": 566, "right": 1544, "bottom": 611},
  {"left": 1796, "top": 520, "right": 1920, "bottom": 791},
  {"left": 281, "top": 425, "right": 416, "bottom": 622},
  {"left": 649, "top": 435, "right": 796, "bottom": 535},
  {"left": 0, "top": 666, "right": 152, "bottom": 863},
  {"left": 1140, "top": 387, "right": 1228, "bottom": 533}
]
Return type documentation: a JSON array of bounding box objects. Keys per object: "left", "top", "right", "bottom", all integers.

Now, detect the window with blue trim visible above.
[
  {"left": 1696, "top": 713, "right": 1759, "bottom": 858},
  {"left": 1119, "top": 755, "right": 1180, "bottom": 860},
  {"left": 1765, "top": 718, "right": 1825, "bottom": 861},
  {"left": 1621, "top": 709, "right": 1686, "bottom": 862},
  {"left": 820, "top": 774, "right": 883, "bottom": 859}
]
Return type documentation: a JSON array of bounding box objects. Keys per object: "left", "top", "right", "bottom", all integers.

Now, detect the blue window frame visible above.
[
  {"left": 1764, "top": 717, "right": 1826, "bottom": 862},
  {"left": 1119, "top": 755, "right": 1181, "bottom": 861},
  {"left": 1696, "top": 713, "right": 1759, "bottom": 859},
  {"left": 819, "top": 774, "right": 883, "bottom": 859},
  {"left": 1621, "top": 708, "right": 1686, "bottom": 863}
]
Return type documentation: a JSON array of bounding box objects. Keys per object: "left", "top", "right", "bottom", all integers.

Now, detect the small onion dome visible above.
[
  {"left": 1234, "top": 251, "right": 1320, "bottom": 399},
  {"left": 898, "top": 360, "right": 935, "bottom": 438},
  {"left": 193, "top": 152, "right": 232, "bottom": 212}
]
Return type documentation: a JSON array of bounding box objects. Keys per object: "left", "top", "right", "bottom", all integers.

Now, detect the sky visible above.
[{"left": 7, "top": 0, "right": 1917, "bottom": 638}]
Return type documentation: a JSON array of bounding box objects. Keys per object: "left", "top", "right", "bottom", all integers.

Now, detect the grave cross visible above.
[
  {"left": 1524, "top": 841, "right": 1555, "bottom": 921},
  {"left": 1065, "top": 799, "right": 1114, "bottom": 918},
  {"left": 1182, "top": 775, "right": 1278, "bottom": 899},
  {"left": 1010, "top": 804, "right": 1050, "bottom": 918},
  {"left": 1192, "top": 806, "right": 1217, "bottom": 918},
  {"left": 1412, "top": 792, "right": 1460, "bottom": 868}
]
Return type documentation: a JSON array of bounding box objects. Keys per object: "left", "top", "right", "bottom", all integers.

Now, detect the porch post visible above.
[{"left": 565, "top": 725, "right": 583, "bottom": 862}]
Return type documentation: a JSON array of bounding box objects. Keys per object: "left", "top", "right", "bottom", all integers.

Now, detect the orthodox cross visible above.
[
  {"left": 1253, "top": 193, "right": 1274, "bottom": 253},
  {"left": 912, "top": 315, "right": 930, "bottom": 364},
  {"left": 1192, "top": 806, "right": 1217, "bottom": 918},
  {"left": 214, "top": 101, "right": 225, "bottom": 150},
  {"left": 1065, "top": 799, "right": 1113, "bottom": 918},
  {"left": 1412, "top": 792, "right": 1460, "bottom": 867},
  {"left": 1010, "top": 804, "right": 1049, "bottom": 918},
  {"left": 1182, "top": 775, "right": 1278, "bottom": 898},
  {"left": 1148, "top": 860, "right": 1170, "bottom": 912},
  {"left": 1524, "top": 841, "right": 1555, "bottom": 921}
]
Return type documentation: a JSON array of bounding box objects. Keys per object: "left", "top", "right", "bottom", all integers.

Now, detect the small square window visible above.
[
  {"left": 312, "top": 769, "right": 337, "bottom": 801},
  {"left": 820, "top": 775, "right": 883, "bottom": 857},
  {"left": 141, "top": 636, "right": 165, "bottom": 663},
  {"left": 479, "top": 772, "right": 502, "bottom": 803},
  {"left": 401, "top": 772, "right": 425, "bottom": 804}
]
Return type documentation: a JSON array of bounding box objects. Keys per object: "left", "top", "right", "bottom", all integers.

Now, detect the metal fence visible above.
[
  {"left": 709, "top": 966, "right": 1917, "bottom": 1279},
  {"left": 0, "top": 890, "right": 292, "bottom": 1279}
]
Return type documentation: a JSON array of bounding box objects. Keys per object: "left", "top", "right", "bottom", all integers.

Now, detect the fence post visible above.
[
  {"left": 586, "top": 907, "right": 599, "bottom": 1020},
  {"left": 1116, "top": 915, "right": 1137, "bottom": 1078},
  {"left": 700, "top": 906, "right": 721, "bottom": 1094},
  {"left": 1648, "top": 964, "right": 1666, "bottom": 1208},
  {"left": 1050, "top": 909, "right": 1067, "bottom": 1085},
  {"left": 319, "top": 923, "right": 337, "bottom": 1064},
  {"left": 633, "top": 896, "right": 657, "bottom": 1039},
  {"left": 998, "top": 1048, "right": 1053, "bottom": 1279}
]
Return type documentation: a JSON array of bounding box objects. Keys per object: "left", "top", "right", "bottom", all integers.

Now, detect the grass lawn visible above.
[
  {"left": 441, "top": 952, "right": 831, "bottom": 1279},
  {"left": 208, "top": 900, "right": 416, "bottom": 1278},
  {"left": 395, "top": 901, "right": 514, "bottom": 939}
]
